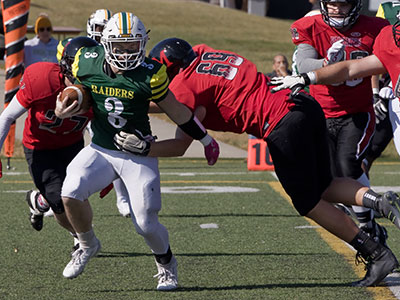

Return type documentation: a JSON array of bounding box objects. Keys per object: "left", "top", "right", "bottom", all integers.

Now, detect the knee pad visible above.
[
  {"left": 134, "top": 211, "right": 159, "bottom": 237},
  {"left": 44, "top": 190, "right": 64, "bottom": 214}
]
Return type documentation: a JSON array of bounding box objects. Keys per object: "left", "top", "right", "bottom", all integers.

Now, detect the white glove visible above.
[
  {"left": 379, "top": 86, "right": 395, "bottom": 100},
  {"left": 374, "top": 99, "right": 387, "bottom": 124},
  {"left": 325, "top": 39, "right": 345, "bottom": 65},
  {"left": 373, "top": 86, "right": 394, "bottom": 124},
  {"left": 113, "top": 130, "right": 151, "bottom": 156},
  {"left": 270, "top": 74, "right": 309, "bottom": 96}
]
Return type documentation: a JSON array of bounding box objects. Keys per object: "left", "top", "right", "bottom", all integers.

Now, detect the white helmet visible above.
[
  {"left": 101, "top": 12, "right": 148, "bottom": 71},
  {"left": 87, "top": 9, "right": 112, "bottom": 42}
]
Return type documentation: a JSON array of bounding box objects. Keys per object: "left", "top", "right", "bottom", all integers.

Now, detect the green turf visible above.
[{"left": 1, "top": 158, "right": 399, "bottom": 299}]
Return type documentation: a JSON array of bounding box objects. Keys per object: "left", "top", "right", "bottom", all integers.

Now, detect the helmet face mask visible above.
[
  {"left": 101, "top": 12, "right": 148, "bottom": 71},
  {"left": 59, "top": 36, "right": 99, "bottom": 82},
  {"left": 393, "top": 21, "right": 400, "bottom": 48},
  {"left": 320, "top": 0, "right": 362, "bottom": 29},
  {"left": 148, "top": 38, "right": 197, "bottom": 80},
  {"left": 87, "top": 9, "right": 112, "bottom": 43}
]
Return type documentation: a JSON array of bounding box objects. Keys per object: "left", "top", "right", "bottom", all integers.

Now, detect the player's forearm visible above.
[
  {"left": 313, "top": 55, "right": 385, "bottom": 86},
  {"left": 0, "top": 114, "right": 14, "bottom": 149},
  {"left": 158, "top": 92, "right": 211, "bottom": 144},
  {"left": 147, "top": 138, "right": 192, "bottom": 157},
  {"left": 157, "top": 91, "right": 193, "bottom": 125},
  {"left": 313, "top": 60, "right": 353, "bottom": 85},
  {"left": 0, "top": 96, "right": 27, "bottom": 148},
  {"left": 371, "top": 74, "right": 380, "bottom": 91}
]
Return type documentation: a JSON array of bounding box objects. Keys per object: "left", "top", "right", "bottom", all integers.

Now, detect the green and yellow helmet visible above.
[
  {"left": 101, "top": 12, "right": 148, "bottom": 71},
  {"left": 87, "top": 9, "right": 112, "bottom": 42}
]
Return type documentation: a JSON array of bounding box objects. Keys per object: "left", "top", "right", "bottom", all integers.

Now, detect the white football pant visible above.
[{"left": 62, "top": 143, "right": 170, "bottom": 254}]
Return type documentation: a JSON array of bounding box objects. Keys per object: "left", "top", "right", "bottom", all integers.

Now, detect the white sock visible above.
[
  {"left": 77, "top": 229, "right": 97, "bottom": 249},
  {"left": 69, "top": 232, "right": 79, "bottom": 246}
]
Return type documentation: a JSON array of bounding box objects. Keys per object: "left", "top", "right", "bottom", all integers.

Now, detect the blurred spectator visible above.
[
  {"left": 266, "top": 54, "right": 291, "bottom": 78},
  {"left": 24, "top": 14, "right": 58, "bottom": 68}
]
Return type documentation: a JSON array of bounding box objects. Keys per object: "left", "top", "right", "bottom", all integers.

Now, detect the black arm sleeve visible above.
[{"left": 178, "top": 114, "right": 207, "bottom": 140}]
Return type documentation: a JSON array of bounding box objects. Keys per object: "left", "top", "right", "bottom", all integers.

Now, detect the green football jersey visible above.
[
  {"left": 376, "top": 1, "right": 400, "bottom": 25},
  {"left": 72, "top": 45, "right": 169, "bottom": 150}
]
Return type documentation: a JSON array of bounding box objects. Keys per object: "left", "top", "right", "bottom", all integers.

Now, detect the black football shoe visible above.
[
  {"left": 375, "top": 191, "right": 400, "bottom": 229},
  {"left": 352, "top": 245, "right": 399, "bottom": 287},
  {"left": 25, "top": 190, "right": 44, "bottom": 231}
]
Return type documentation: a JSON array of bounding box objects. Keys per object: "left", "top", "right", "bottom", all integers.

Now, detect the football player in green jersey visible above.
[
  {"left": 55, "top": 12, "right": 219, "bottom": 290},
  {"left": 85, "top": 8, "right": 131, "bottom": 218}
]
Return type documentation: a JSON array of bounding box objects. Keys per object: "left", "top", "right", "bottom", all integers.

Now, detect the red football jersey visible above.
[
  {"left": 291, "top": 15, "right": 389, "bottom": 118},
  {"left": 17, "top": 62, "right": 92, "bottom": 150},
  {"left": 373, "top": 25, "right": 400, "bottom": 98},
  {"left": 169, "top": 44, "right": 294, "bottom": 139}
]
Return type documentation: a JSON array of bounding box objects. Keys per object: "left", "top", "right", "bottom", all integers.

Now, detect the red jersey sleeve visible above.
[
  {"left": 16, "top": 68, "right": 34, "bottom": 108},
  {"left": 290, "top": 15, "right": 322, "bottom": 46},
  {"left": 373, "top": 25, "right": 400, "bottom": 98},
  {"left": 373, "top": 25, "right": 396, "bottom": 74}
]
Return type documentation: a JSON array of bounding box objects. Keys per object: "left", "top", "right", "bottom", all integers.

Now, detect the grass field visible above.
[{"left": 1, "top": 158, "right": 400, "bottom": 299}]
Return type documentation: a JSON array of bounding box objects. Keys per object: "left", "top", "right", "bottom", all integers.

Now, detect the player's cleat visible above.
[
  {"left": 375, "top": 191, "right": 400, "bottom": 229},
  {"left": 360, "top": 221, "right": 388, "bottom": 247},
  {"left": 26, "top": 190, "right": 44, "bottom": 231},
  {"left": 352, "top": 245, "right": 398, "bottom": 287},
  {"left": 28, "top": 213, "right": 43, "bottom": 231},
  {"left": 373, "top": 209, "right": 383, "bottom": 219},
  {"left": 116, "top": 199, "right": 131, "bottom": 218},
  {"left": 63, "top": 238, "right": 101, "bottom": 279},
  {"left": 154, "top": 256, "right": 178, "bottom": 291}
]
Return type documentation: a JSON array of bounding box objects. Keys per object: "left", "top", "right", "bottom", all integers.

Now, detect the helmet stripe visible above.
[
  {"left": 127, "top": 14, "right": 131, "bottom": 34},
  {"left": 118, "top": 12, "right": 123, "bottom": 35},
  {"left": 71, "top": 47, "right": 83, "bottom": 80},
  {"left": 121, "top": 12, "right": 129, "bottom": 35}
]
